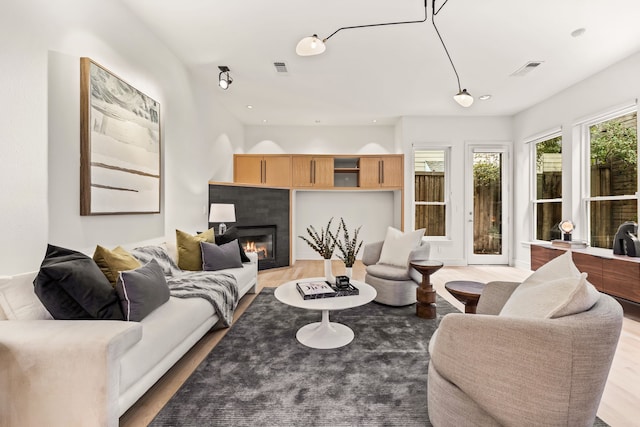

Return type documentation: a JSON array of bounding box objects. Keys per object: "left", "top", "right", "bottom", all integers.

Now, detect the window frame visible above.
[
  {"left": 579, "top": 103, "right": 639, "bottom": 248},
  {"left": 412, "top": 145, "right": 451, "bottom": 240},
  {"left": 529, "top": 129, "right": 563, "bottom": 242}
]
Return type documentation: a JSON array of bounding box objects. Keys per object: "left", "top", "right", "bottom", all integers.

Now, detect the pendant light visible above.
[{"left": 295, "top": 0, "right": 474, "bottom": 107}]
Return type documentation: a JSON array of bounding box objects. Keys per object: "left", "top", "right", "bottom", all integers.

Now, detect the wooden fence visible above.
[
  {"left": 415, "top": 172, "right": 502, "bottom": 254},
  {"left": 591, "top": 162, "right": 637, "bottom": 248}
]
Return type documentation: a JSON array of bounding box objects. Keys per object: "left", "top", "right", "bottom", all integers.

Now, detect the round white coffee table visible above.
[{"left": 274, "top": 278, "right": 377, "bottom": 349}]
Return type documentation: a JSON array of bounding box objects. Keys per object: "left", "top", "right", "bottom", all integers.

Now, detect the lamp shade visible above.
[
  {"left": 559, "top": 220, "right": 575, "bottom": 234},
  {"left": 209, "top": 203, "right": 236, "bottom": 223},
  {"left": 453, "top": 89, "right": 474, "bottom": 107},
  {"left": 296, "top": 35, "right": 326, "bottom": 56}
]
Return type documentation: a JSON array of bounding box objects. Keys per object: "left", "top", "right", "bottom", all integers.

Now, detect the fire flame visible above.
[{"left": 243, "top": 241, "right": 269, "bottom": 259}]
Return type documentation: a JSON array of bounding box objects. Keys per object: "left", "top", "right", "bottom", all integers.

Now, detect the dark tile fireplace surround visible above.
[{"left": 209, "top": 184, "right": 290, "bottom": 270}]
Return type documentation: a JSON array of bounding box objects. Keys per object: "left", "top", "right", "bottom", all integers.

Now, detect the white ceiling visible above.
[{"left": 120, "top": 0, "right": 640, "bottom": 126}]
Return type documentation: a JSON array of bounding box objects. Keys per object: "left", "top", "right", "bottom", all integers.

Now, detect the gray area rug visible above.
[{"left": 150, "top": 288, "right": 609, "bottom": 427}]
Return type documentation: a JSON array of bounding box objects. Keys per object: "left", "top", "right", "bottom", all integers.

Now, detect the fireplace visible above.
[
  {"left": 209, "top": 184, "right": 290, "bottom": 270},
  {"left": 235, "top": 225, "right": 277, "bottom": 270}
]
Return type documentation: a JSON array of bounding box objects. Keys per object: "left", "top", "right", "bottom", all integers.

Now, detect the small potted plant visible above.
[
  {"left": 299, "top": 218, "right": 338, "bottom": 282},
  {"left": 332, "top": 218, "right": 363, "bottom": 279}
]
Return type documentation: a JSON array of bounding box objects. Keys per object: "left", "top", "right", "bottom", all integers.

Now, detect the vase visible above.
[
  {"left": 324, "top": 259, "right": 335, "bottom": 284},
  {"left": 345, "top": 266, "right": 353, "bottom": 279}
]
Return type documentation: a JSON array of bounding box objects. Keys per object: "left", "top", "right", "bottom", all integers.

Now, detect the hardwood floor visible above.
[{"left": 120, "top": 261, "right": 640, "bottom": 427}]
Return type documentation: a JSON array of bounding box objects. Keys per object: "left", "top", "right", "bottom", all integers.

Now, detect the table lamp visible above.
[
  {"left": 209, "top": 203, "right": 236, "bottom": 235},
  {"left": 559, "top": 220, "right": 575, "bottom": 241}
]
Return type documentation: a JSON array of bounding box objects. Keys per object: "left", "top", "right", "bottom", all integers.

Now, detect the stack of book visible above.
[
  {"left": 551, "top": 239, "right": 587, "bottom": 249},
  {"left": 296, "top": 281, "right": 360, "bottom": 300}
]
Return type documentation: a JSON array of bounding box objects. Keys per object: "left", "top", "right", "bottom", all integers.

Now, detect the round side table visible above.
[
  {"left": 409, "top": 260, "right": 444, "bottom": 319},
  {"left": 444, "top": 280, "right": 485, "bottom": 314}
]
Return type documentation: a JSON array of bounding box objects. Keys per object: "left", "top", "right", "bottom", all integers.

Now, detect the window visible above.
[
  {"left": 413, "top": 148, "right": 449, "bottom": 237},
  {"left": 531, "top": 133, "right": 562, "bottom": 241},
  {"left": 584, "top": 109, "right": 638, "bottom": 249}
]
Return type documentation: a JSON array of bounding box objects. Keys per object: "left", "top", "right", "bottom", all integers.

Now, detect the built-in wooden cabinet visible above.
[
  {"left": 234, "top": 154, "right": 403, "bottom": 190},
  {"left": 530, "top": 243, "right": 640, "bottom": 302},
  {"left": 359, "top": 156, "right": 403, "bottom": 188},
  {"left": 292, "top": 156, "right": 334, "bottom": 188},
  {"left": 234, "top": 155, "right": 291, "bottom": 187}
]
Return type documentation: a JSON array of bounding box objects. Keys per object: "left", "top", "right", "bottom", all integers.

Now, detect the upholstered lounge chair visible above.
[
  {"left": 427, "top": 277, "right": 623, "bottom": 427},
  {"left": 362, "top": 239, "right": 430, "bottom": 306}
]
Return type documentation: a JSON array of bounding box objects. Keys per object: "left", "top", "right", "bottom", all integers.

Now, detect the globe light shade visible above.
[
  {"left": 453, "top": 89, "right": 474, "bottom": 107},
  {"left": 559, "top": 220, "right": 575, "bottom": 241},
  {"left": 296, "top": 35, "right": 326, "bottom": 56}
]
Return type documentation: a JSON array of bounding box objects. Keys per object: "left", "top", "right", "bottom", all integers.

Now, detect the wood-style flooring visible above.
[{"left": 120, "top": 261, "right": 640, "bottom": 427}]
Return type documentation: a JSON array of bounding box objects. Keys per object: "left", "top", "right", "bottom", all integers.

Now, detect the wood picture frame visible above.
[{"left": 80, "top": 57, "right": 161, "bottom": 215}]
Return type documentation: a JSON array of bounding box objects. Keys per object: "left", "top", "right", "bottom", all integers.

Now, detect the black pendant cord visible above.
[
  {"left": 323, "top": 0, "right": 428, "bottom": 42},
  {"left": 431, "top": 0, "right": 462, "bottom": 92}
]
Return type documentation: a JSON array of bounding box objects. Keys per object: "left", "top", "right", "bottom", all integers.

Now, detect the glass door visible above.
[{"left": 465, "top": 145, "right": 510, "bottom": 264}]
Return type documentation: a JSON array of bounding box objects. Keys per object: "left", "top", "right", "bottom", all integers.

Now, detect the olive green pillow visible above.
[
  {"left": 93, "top": 245, "right": 141, "bottom": 287},
  {"left": 176, "top": 229, "right": 215, "bottom": 271}
]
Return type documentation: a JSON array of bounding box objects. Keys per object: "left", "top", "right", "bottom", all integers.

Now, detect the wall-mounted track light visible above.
[
  {"left": 296, "top": 0, "right": 473, "bottom": 107},
  {"left": 218, "top": 66, "right": 233, "bottom": 90}
]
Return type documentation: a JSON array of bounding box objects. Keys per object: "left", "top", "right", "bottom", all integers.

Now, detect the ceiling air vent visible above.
[
  {"left": 510, "top": 61, "right": 543, "bottom": 77},
  {"left": 274, "top": 62, "right": 288, "bottom": 73}
]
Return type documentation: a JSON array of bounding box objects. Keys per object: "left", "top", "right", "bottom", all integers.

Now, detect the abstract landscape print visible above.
[{"left": 80, "top": 58, "right": 160, "bottom": 215}]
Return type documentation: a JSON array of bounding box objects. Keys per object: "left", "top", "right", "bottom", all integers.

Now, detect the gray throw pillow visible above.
[
  {"left": 201, "top": 240, "right": 243, "bottom": 271},
  {"left": 116, "top": 259, "right": 170, "bottom": 321}
]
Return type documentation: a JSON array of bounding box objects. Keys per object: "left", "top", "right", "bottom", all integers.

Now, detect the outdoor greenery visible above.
[
  {"left": 535, "top": 136, "right": 562, "bottom": 169},
  {"left": 473, "top": 154, "right": 501, "bottom": 187},
  {"left": 590, "top": 119, "right": 637, "bottom": 168}
]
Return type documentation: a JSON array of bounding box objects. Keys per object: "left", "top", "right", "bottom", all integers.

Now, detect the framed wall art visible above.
[{"left": 80, "top": 57, "right": 161, "bottom": 215}]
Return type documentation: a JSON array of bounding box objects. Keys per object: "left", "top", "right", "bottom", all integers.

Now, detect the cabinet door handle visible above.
[
  {"left": 381, "top": 160, "right": 384, "bottom": 183},
  {"left": 262, "top": 160, "right": 266, "bottom": 183},
  {"left": 311, "top": 160, "right": 315, "bottom": 184},
  {"left": 378, "top": 160, "right": 382, "bottom": 184},
  {"left": 309, "top": 160, "right": 313, "bottom": 184}
]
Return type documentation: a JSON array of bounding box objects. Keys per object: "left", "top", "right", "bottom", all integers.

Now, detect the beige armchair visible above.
[
  {"left": 362, "top": 240, "right": 430, "bottom": 306},
  {"left": 427, "top": 281, "right": 623, "bottom": 427}
]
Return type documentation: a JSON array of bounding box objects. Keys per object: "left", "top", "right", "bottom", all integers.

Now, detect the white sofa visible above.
[{"left": 0, "top": 243, "right": 258, "bottom": 427}]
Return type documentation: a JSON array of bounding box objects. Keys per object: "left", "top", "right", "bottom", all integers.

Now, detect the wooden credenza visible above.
[{"left": 530, "top": 243, "right": 640, "bottom": 303}]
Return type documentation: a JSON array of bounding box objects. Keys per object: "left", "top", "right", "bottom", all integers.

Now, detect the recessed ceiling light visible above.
[
  {"left": 571, "top": 28, "right": 586, "bottom": 38},
  {"left": 372, "top": 119, "right": 377, "bottom": 123},
  {"left": 262, "top": 119, "right": 268, "bottom": 123},
  {"left": 479, "top": 95, "right": 492, "bottom": 101},
  {"left": 246, "top": 105, "right": 253, "bottom": 109}
]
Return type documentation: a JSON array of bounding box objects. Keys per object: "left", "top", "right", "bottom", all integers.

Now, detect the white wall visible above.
[
  {"left": 399, "top": 116, "right": 513, "bottom": 265},
  {"left": 243, "top": 125, "right": 397, "bottom": 154},
  {"left": 512, "top": 51, "right": 640, "bottom": 270},
  {"left": 243, "top": 125, "right": 402, "bottom": 260},
  {"left": 0, "top": 0, "right": 244, "bottom": 274}
]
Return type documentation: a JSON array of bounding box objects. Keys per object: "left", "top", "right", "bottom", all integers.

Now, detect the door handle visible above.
[
  {"left": 381, "top": 160, "right": 385, "bottom": 183},
  {"left": 262, "top": 160, "right": 266, "bottom": 183}
]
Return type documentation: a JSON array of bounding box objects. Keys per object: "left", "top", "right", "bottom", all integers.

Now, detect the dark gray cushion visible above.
[
  {"left": 116, "top": 259, "right": 170, "bottom": 321},
  {"left": 33, "top": 244, "right": 124, "bottom": 320},
  {"left": 201, "top": 240, "right": 243, "bottom": 271},
  {"left": 215, "top": 227, "right": 251, "bottom": 263},
  {"left": 366, "top": 263, "right": 411, "bottom": 281}
]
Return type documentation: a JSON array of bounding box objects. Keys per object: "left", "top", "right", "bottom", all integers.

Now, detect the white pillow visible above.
[
  {"left": 378, "top": 227, "right": 425, "bottom": 268},
  {"left": 500, "top": 251, "right": 600, "bottom": 318},
  {"left": 521, "top": 250, "right": 581, "bottom": 287},
  {"left": 0, "top": 272, "right": 53, "bottom": 320}
]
